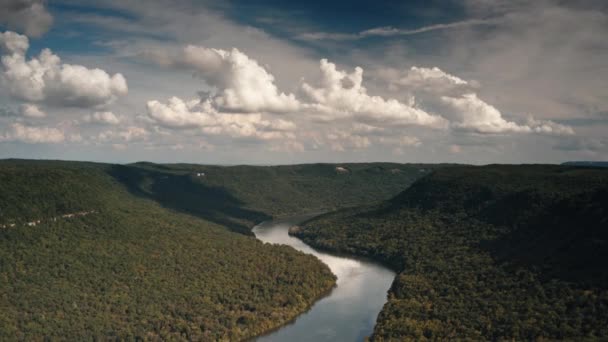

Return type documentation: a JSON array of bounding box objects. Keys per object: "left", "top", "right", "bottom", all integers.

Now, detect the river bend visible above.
[{"left": 252, "top": 215, "right": 395, "bottom": 341}]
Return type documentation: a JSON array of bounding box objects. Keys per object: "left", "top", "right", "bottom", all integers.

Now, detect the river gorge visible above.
[{"left": 252, "top": 215, "right": 395, "bottom": 341}]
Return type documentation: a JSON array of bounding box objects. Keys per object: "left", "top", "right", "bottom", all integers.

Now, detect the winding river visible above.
[{"left": 252, "top": 215, "right": 395, "bottom": 341}]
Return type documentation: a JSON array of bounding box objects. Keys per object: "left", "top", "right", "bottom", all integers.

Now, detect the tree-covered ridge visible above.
[
  {"left": 296, "top": 165, "right": 608, "bottom": 341},
  {"left": 0, "top": 160, "right": 336, "bottom": 340},
  {"left": 0, "top": 160, "right": 109, "bottom": 225},
  {"left": 1, "top": 160, "right": 444, "bottom": 233},
  {"left": 108, "top": 161, "right": 446, "bottom": 233}
]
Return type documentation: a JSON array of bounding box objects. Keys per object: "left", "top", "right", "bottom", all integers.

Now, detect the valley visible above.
[{"left": 1, "top": 160, "right": 607, "bottom": 340}]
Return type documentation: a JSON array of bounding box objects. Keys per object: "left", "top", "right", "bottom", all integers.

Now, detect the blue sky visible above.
[{"left": 0, "top": 0, "right": 607, "bottom": 164}]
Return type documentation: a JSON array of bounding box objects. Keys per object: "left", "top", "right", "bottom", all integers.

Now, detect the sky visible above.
[{"left": 0, "top": 0, "right": 606, "bottom": 165}]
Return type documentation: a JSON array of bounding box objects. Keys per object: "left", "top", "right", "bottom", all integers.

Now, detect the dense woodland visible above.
[
  {"left": 296, "top": 165, "right": 608, "bottom": 341},
  {"left": 5, "top": 159, "right": 606, "bottom": 340},
  {"left": 116, "top": 161, "right": 445, "bottom": 233},
  {"left": 0, "top": 159, "right": 434, "bottom": 340},
  {"left": 0, "top": 160, "right": 335, "bottom": 340}
]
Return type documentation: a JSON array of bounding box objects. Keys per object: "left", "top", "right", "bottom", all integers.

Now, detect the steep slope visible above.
[
  {"left": 109, "top": 162, "right": 445, "bottom": 233},
  {"left": 0, "top": 160, "right": 335, "bottom": 340},
  {"left": 295, "top": 165, "right": 608, "bottom": 340}
]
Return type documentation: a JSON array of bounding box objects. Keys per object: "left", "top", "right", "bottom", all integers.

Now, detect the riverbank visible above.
[{"left": 252, "top": 216, "right": 395, "bottom": 341}]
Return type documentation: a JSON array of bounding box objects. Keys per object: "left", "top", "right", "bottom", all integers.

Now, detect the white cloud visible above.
[
  {"left": 437, "top": 2, "right": 608, "bottom": 123},
  {"left": 361, "top": 19, "right": 499, "bottom": 37},
  {"left": 19, "top": 103, "right": 45, "bottom": 118},
  {"left": 297, "top": 18, "right": 499, "bottom": 41},
  {"left": 201, "top": 113, "right": 296, "bottom": 140},
  {"left": 441, "top": 93, "right": 574, "bottom": 135},
  {"left": 0, "top": 30, "right": 28, "bottom": 55},
  {"left": 383, "top": 66, "right": 574, "bottom": 136},
  {"left": 151, "top": 45, "right": 300, "bottom": 113},
  {"left": 0, "top": 122, "right": 64, "bottom": 143},
  {"left": 146, "top": 96, "right": 298, "bottom": 141},
  {"left": 0, "top": 0, "right": 53, "bottom": 37},
  {"left": 302, "top": 59, "right": 447, "bottom": 127},
  {"left": 146, "top": 97, "right": 214, "bottom": 129},
  {"left": 264, "top": 118, "right": 296, "bottom": 131},
  {"left": 83, "top": 111, "right": 121, "bottom": 125},
  {"left": 524, "top": 117, "right": 575, "bottom": 136},
  {"left": 0, "top": 31, "right": 128, "bottom": 108},
  {"left": 393, "top": 66, "right": 472, "bottom": 94},
  {"left": 441, "top": 93, "right": 530, "bottom": 134}
]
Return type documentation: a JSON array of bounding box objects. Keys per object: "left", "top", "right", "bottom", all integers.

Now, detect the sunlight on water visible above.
[{"left": 252, "top": 216, "right": 395, "bottom": 342}]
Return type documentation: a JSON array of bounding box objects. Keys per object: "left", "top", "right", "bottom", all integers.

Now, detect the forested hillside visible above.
[
  {"left": 0, "top": 160, "right": 338, "bottom": 340},
  {"left": 109, "top": 162, "right": 444, "bottom": 233},
  {"left": 296, "top": 165, "right": 608, "bottom": 341},
  {"left": 0, "top": 159, "right": 437, "bottom": 340}
]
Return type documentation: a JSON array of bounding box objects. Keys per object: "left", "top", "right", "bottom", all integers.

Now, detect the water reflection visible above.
[{"left": 252, "top": 216, "right": 395, "bottom": 342}]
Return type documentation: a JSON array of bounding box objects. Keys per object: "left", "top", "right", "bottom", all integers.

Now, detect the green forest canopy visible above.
[
  {"left": 296, "top": 164, "right": 608, "bottom": 341},
  {"left": 0, "top": 159, "right": 438, "bottom": 340}
]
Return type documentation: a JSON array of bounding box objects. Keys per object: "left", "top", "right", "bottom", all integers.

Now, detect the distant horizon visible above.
[{"left": 2, "top": 156, "right": 606, "bottom": 167}]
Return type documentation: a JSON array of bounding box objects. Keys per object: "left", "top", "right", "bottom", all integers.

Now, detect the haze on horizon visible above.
[{"left": 0, "top": 0, "right": 606, "bottom": 165}]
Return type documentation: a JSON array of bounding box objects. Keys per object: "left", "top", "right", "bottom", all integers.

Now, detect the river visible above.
[{"left": 252, "top": 215, "right": 395, "bottom": 341}]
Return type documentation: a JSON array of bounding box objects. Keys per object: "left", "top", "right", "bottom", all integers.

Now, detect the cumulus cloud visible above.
[
  {"left": 149, "top": 45, "right": 299, "bottom": 113},
  {"left": 0, "top": 122, "right": 64, "bottom": 143},
  {"left": 0, "top": 0, "right": 53, "bottom": 37},
  {"left": 0, "top": 31, "right": 128, "bottom": 108},
  {"left": 146, "top": 96, "right": 297, "bottom": 140},
  {"left": 146, "top": 97, "right": 214, "bottom": 129},
  {"left": 302, "top": 59, "right": 447, "bottom": 127},
  {"left": 0, "top": 30, "right": 28, "bottom": 55},
  {"left": 440, "top": 93, "right": 531, "bottom": 134},
  {"left": 440, "top": 93, "right": 574, "bottom": 135},
  {"left": 524, "top": 117, "right": 575, "bottom": 136},
  {"left": 152, "top": 50, "right": 446, "bottom": 128},
  {"left": 392, "top": 66, "right": 473, "bottom": 94},
  {"left": 139, "top": 40, "right": 576, "bottom": 154},
  {"left": 19, "top": 103, "right": 45, "bottom": 118},
  {"left": 83, "top": 111, "right": 121, "bottom": 125},
  {"left": 385, "top": 66, "right": 574, "bottom": 135}
]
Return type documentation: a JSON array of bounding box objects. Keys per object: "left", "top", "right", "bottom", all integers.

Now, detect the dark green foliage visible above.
[
  {"left": 0, "top": 159, "right": 437, "bottom": 340},
  {"left": 109, "top": 162, "right": 443, "bottom": 233},
  {"left": 0, "top": 160, "right": 110, "bottom": 224},
  {"left": 296, "top": 165, "right": 608, "bottom": 341},
  {"left": 0, "top": 160, "right": 336, "bottom": 340}
]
